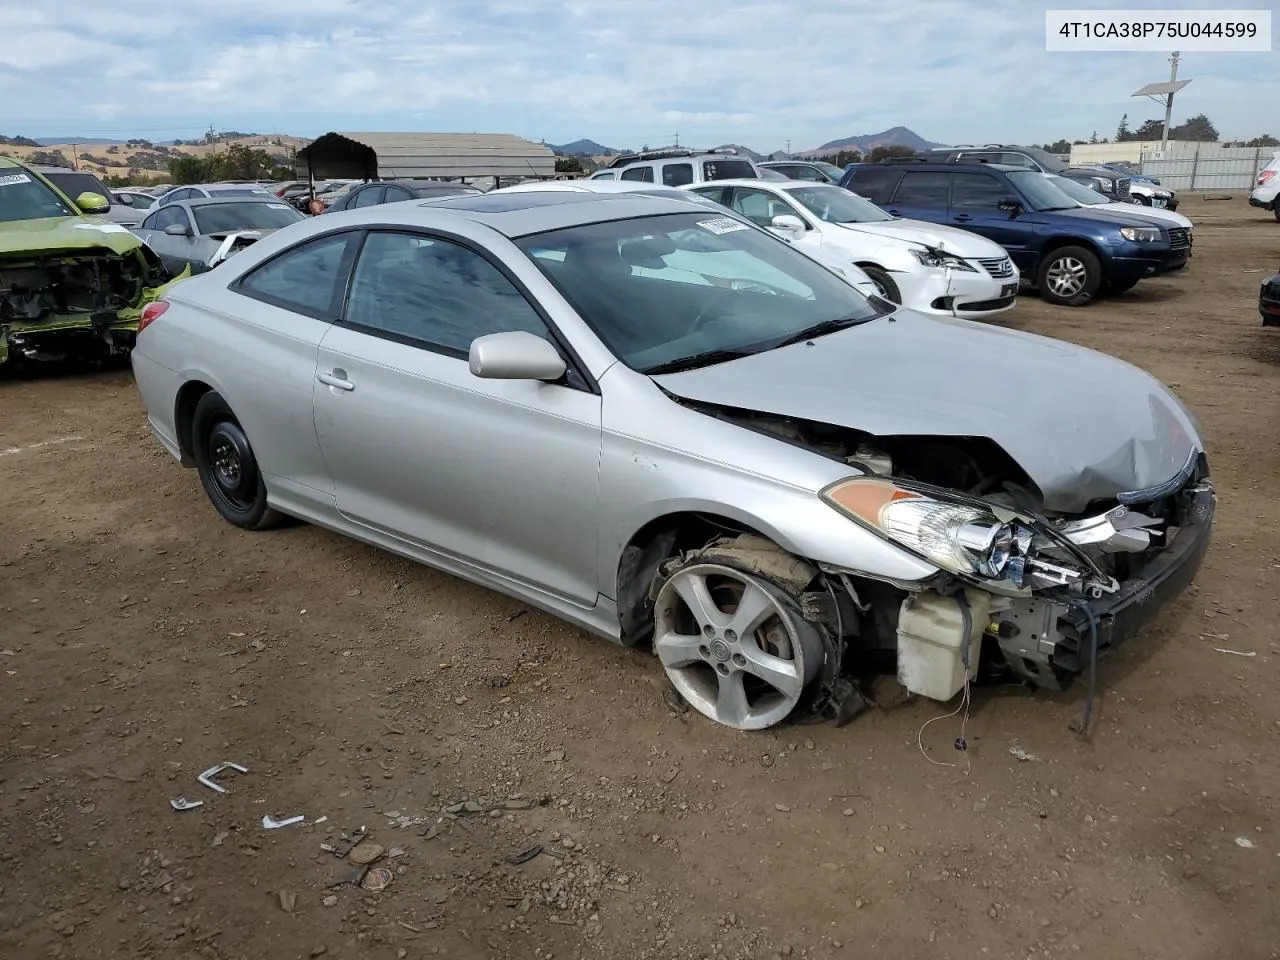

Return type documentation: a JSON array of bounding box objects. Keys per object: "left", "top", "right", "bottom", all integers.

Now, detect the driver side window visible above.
[{"left": 729, "top": 188, "right": 801, "bottom": 228}]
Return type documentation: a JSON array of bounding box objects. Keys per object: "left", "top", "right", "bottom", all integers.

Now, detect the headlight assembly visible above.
[
  {"left": 1094, "top": 177, "right": 1115, "bottom": 191},
  {"left": 1120, "top": 226, "right": 1161, "bottom": 242},
  {"left": 820, "top": 476, "right": 1093, "bottom": 592},
  {"left": 909, "top": 248, "right": 977, "bottom": 271}
]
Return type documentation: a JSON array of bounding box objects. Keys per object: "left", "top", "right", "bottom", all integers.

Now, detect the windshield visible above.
[
  {"left": 1023, "top": 147, "right": 1068, "bottom": 173},
  {"left": 0, "top": 170, "right": 76, "bottom": 222},
  {"left": 193, "top": 201, "right": 305, "bottom": 233},
  {"left": 786, "top": 185, "right": 894, "bottom": 223},
  {"left": 813, "top": 161, "right": 845, "bottom": 179},
  {"left": 1007, "top": 170, "right": 1081, "bottom": 211},
  {"left": 515, "top": 211, "right": 883, "bottom": 373},
  {"left": 1046, "top": 175, "right": 1108, "bottom": 206},
  {"left": 40, "top": 171, "right": 112, "bottom": 206}
]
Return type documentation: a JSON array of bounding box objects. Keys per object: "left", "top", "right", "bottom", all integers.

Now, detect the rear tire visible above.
[
  {"left": 191, "top": 392, "right": 283, "bottom": 530},
  {"left": 859, "top": 265, "right": 901, "bottom": 303},
  {"left": 1037, "top": 246, "right": 1102, "bottom": 307},
  {"left": 1273, "top": 201, "right": 1280, "bottom": 223}
]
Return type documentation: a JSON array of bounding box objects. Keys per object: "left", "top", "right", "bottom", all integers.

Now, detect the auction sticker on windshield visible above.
[
  {"left": 0, "top": 173, "right": 32, "bottom": 187},
  {"left": 697, "top": 217, "right": 750, "bottom": 235}
]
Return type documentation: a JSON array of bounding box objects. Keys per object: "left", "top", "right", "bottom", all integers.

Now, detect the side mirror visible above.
[
  {"left": 771, "top": 214, "right": 805, "bottom": 233},
  {"left": 469, "top": 331, "right": 567, "bottom": 382},
  {"left": 997, "top": 197, "right": 1022, "bottom": 214},
  {"left": 164, "top": 222, "right": 191, "bottom": 236},
  {"left": 75, "top": 192, "right": 109, "bottom": 214}
]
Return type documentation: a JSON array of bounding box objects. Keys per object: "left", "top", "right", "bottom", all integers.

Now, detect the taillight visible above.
[
  {"left": 1259, "top": 170, "right": 1276, "bottom": 186},
  {"left": 137, "top": 299, "right": 169, "bottom": 335}
]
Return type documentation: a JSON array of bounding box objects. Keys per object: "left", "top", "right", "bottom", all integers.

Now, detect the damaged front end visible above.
[
  {"left": 0, "top": 244, "right": 185, "bottom": 366},
  {"left": 687, "top": 403, "right": 1214, "bottom": 712}
]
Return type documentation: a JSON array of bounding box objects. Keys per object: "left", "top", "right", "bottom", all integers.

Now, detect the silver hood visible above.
[{"left": 654, "top": 312, "right": 1201, "bottom": 513}]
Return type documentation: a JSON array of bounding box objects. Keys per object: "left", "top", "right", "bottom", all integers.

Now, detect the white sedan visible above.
[{"left": 683, "top": 180, "right": 1021, "bottom": 320}]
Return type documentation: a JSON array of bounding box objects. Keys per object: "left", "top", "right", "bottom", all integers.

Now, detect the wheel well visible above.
[
  {"left": 174, "top": 380, "right": 214, "bottom": 465},
  {"left": 615, "top": 512, "right": 767, "bottom": 648},
  {"left": 1037, "top": 237, "right": 1103, "bottom": 272}
]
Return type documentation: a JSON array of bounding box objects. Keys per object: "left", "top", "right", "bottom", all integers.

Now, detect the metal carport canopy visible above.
[{"left": 295, "top": 132, "right": 556, "bottom": 180}]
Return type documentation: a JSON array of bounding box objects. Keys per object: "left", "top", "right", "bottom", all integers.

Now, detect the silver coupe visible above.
[{"left": 131, "top": 191, "right": 1214, "bottom": 730}]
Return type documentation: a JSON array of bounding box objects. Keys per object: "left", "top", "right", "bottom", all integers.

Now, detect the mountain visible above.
[
  {"left": 551, "top": 139, "right": 619, "bottom": 156},
  {"left": 33, "top": 136, "right": 127, "bottom": 146},
  {"left": 799, "top": 126, "right": 941, "bottom": 157},
  {"left": 712, "top": 143, "right": 763, "bottom": 162}
]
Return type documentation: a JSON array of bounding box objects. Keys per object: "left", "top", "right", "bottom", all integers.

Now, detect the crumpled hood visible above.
[
  {"left": 0, "top": 215, "right": 147, "bottom": 258},
  {"left": 835, "top": 219, "right": 1006, "bottom": 258},
  {"left": 654, "top": 312, "right": 1201, "bottom": 513}
]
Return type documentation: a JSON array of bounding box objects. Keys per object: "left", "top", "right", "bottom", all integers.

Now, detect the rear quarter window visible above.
[
  {"left": 847, "top": 168, "right": 904, "bottom": 205},
  {"left": 702, "top": 159, "right": 757, "bottom": 181}
]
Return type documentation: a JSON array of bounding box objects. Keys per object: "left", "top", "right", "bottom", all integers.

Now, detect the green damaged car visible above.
[{"left": 0, "top": 157, "right": 187, "bottom": 368}]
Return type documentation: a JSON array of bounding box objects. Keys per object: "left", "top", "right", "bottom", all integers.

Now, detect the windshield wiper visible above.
[
  {"left": 643, "top": 348, "right": 757, "bottom": 376},
  {"left": 775, "top": 314, "right": 875, "bottom": 348}
]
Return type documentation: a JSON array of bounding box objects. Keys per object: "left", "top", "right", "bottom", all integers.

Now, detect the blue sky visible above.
[{"left": 0, "top": 0, "right": 1274, "bottom": 151}]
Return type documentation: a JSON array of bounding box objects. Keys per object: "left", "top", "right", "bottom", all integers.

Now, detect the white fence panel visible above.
[{"left": 1140, "top": 144, "right": 1277, "bottom": 191}]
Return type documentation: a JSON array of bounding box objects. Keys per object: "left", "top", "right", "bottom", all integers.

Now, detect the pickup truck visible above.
[{"left": 840, "top": 160, "right": 1189, "bottom": 306}]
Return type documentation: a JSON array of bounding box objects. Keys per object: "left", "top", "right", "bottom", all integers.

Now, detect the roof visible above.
[
  {"left": 178, "top": 196, "right": 294, "bottom": 207},
  {"left": 314, "top": 192, "right": 704, "bottom": 240},
  {"left": 296, "top": 132, "right": 556, "bottom": 181}
]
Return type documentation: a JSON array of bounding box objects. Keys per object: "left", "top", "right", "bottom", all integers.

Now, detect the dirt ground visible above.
[{"left": 2, "top": 196, "right": 1279, "bottom": 960}]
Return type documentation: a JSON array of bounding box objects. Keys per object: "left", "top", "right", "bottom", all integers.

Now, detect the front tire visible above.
[
  {"left": 1037, "top": 246, "right": 1102, "bottom": 307},
  {"left": 191, "top": 392, "right": 282, "bottom": 530},
  {"left": 860, "top": 265, "right": 901, "bottom": 303},
  {"left": 1273, "top": 200, "right": 1280, "bottom": 223},
  {"left": 1132, "top": 194, "right": 1151, "bottom": 206}
]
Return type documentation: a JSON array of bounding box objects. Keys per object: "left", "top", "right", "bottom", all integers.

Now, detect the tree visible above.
[
  {"left": 1130, "top": 119, "right": 1166, "bottom": 141},
  {"left": 168, "top": 155, "right": 206, "bottom": 184},
  {"left": 29, "top": 149, "right": 69, "bottom": 166},
  {"left": 1170, "top": 114, "right": 1219, "bottom": 142},
  {"left": 866, "top": 145, "right": 914, "bottom": 163},
  {"left": 1246, "top": 134, "right": 1280, "bottom": 147},
  {"left": 1116, "top": 114, "right": 1131, "bottom": 141},
  {"left": 554, "top": 157, "right": 583, "bottom": 173}
]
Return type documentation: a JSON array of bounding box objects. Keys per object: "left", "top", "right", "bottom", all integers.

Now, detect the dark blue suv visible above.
[{"left": 839, "top": 161, "right": 1190, "bottom": 306}]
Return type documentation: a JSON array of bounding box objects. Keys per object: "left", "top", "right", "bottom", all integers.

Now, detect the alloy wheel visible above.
[
  {"left": 653, "top": 564, "right": 822, "bottom": 729},
  {"left": 1045, "top": 257, "right": 1088, "bottom": 298}
]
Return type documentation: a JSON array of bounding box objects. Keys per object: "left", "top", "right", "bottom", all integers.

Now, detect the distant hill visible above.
[
  {"left": 33, "top": 136, "right": 127, "bottom": 146},
  {"left": 799, "top": 126, "right": 940, "bottom": 157},
  {"left": 712, "top": 143, "right": 763, "bottom": 162},
  {"left": 551, "top": 139, "right": 618, "bottom": 156}
]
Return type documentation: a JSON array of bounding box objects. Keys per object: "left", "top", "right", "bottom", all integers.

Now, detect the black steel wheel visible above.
[{"left": 191, "top": 392, "right": 282, "bottom": 530}]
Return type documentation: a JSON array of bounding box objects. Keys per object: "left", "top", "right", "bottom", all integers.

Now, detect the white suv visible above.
[
  {"left": 589, "top": 148, "right": 760, "bottom": 188},
  {"left": 1249, "top": 151, "right": 1280, "bottom": 220}
]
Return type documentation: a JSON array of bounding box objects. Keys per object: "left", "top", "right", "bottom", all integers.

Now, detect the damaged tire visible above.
[
  {"left": 651, "top": 537, "right": 826, "bottom": 730},
  {"left": 191, "top": 392, "right": 283, "bottom": 531},
  {"left": 1037, "top": 246, "right": 1102, "bottom": 307}
]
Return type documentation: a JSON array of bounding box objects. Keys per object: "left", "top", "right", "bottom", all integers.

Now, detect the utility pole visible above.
[
  {"left": 71, "top": 144, "right": 80, "bottom": 170},
  {"left": 1162, "top": 52, "right": 1180, "bottom": 148},
  {"left": 785, "top": 138, "right": 791, "bottom": 156},
  {"left": 673, "top": 131, "right": 680, "bottom": 148}
]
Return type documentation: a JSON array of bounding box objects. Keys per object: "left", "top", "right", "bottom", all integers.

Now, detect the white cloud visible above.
[{"left": 1, "top": 0, "right": 1275, "bottom": 149}]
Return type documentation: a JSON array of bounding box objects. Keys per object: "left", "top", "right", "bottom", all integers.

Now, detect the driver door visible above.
[{"left": 136, "top": 205, "right": 203, "bottom": 274}]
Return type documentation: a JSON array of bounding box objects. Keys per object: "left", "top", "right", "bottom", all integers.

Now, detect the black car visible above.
[
  {"left": 1056, "top": 167, "right": 1132, "bottom": 202},
  {"left": 322, "top": 179, "right": 481, "bottom": 212},
  {"left": 1262, "top": 270, "right": 1280, "bottom": 326},
  {"left": 920, "top": 147, "right": 1133, "bottom": 202},
  {"left": 841, "top": 160, "right": 1189, "bottom": 305}
]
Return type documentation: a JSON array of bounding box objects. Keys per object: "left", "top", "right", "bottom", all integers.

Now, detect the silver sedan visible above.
[{"left": 131, "top": 191, "right": 1214, "bottom": 730}]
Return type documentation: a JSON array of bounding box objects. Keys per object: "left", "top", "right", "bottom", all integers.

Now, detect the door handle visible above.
[
  {"left": 887, "top": 209, "right": 902, "bottom": 217},
  {"left": 317, "top": 369, "right": 355, "bottom": 391},
  {"left": 953, "top": 214, "right": 973, "bottom": 222}
]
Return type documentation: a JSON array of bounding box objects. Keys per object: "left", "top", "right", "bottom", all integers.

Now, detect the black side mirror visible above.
[{"left": 997, "top": 197, "right": 1022, "bottom": 214}]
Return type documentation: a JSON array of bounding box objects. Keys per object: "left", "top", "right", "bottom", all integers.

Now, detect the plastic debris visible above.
[
  {"left": 1235, "top": 836, "right": 1256, "bottom": 849},
  {"left": 170, "top": 796, "right": 204, "bottom": 811},
  {"left": 1009, "top": 745, "right": 1039, "bottom": 762},
  {"left": 263, "top": 814, "right": 305, "bottom": 830},
  {"left": 360, "top": 866, "right": 394, "bottom": 892},
  {"left": 198, "top": 761, "right": 248, "bottom": 794}
]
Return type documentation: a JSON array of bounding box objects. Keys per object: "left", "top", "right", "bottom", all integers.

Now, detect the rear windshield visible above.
[
  {"left": 702, "top": 159, "right": 757, "bottom": 181},
  {"left": 193, "top": 201, "right": 305, "bottom": 233},
  {"left": 0, "top": 170, "right": 75, "bottom": 222},
  {"left": 40, "top": 171, "right": 112, "bottom": 206}
]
